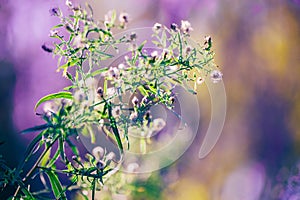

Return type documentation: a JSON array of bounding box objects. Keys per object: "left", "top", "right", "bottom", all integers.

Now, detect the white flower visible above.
[
  {"left": 181, "top": 20, "right": 193, "bottom": 34},
  {"left": 92, "top": 146, "right": 104, "bottom": 160},
  {"left": 152, "top": 118, "right": 166, "bottom": 132},
  {"left": 132, "top": 96, "right": 139, "bottom": 106},
  {"left": 43, "top": 101, "right": 58, "bottom": 114},
  {"left": 73, "top": 35, "right": 85, "bottom": 48},
  {"left": 169, "top": 65, "right": 179, "bottom": 71},
  {"left": 196, "top": 77, "right": 204, "bottom": 85},
  {"left": 108, "top": 67, "right": 120, "bottom": 79},
  {"left": 99, "top": 119, "right": 104, "bottom": 127},
  {"left": 152, "top": 23, "right": 162, "bottom": 32},
  {"left": 49, "top": 30, "right": 58, "bottom": 37},
  {"left": 126, "top": 162, "right": 139, "bottom": 173},
  {"left": 130, "top": 112, "right": 138, "bottom": 121},
  {"left": 151, "top": 51, "right": 158, "bottom": 60},
  {"left": 210, "top": 70, "right": 223, "bottom": 83},
  {"left": 118, "top": 63, "right": 126, "bottom": 70},
  {"left": 112, "top": 106, "right": 121, "bottom": 118},
  {"left": 119, "top": 12, "right": 129, "bottom": 24},
  {"left": 66, "top": 0, "right": 73, "bottom": 7},
  {"left": 106, "top": 152, "right": 116, "bottom": 161},
  {"left": 107, "top": 87, "right": 116, "bottom": 97}
]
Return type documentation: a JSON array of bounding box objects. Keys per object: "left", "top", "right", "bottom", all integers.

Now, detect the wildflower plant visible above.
[{"left": 1, "top": 1, "right": 222, "bottom": 199}]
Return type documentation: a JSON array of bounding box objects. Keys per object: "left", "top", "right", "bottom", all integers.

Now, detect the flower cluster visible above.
[{"left": 8, "top": 1, "right": 222, "bottom": 199}]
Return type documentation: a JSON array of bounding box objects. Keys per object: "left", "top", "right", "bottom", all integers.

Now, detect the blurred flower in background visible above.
[{"left": 1, "top": 0, "right": 300, "bottom": 199}]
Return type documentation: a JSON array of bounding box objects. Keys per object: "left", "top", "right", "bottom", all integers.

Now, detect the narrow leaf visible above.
[
  {"left": 45, "top": 170, "right": 67, "bottom": 200},
  {"left": 34, "top": 91, "right": 73, "bottom": 111}
]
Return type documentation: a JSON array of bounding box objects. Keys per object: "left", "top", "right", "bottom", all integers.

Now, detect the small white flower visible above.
[
  {"left": 196, "top": 77, "right": 204, "bottom": 85},
  {"left": 108, "top": 67, "right": 120, "bottom": 79},
  {"left": 151, "top": 51, "right": 158, "bottom": 60},
  {"left": 107, "top": 87, "right": 116, "bottom": 97},
  {"left": 118, "top": 63, "right": 125, "bottom": 70},
  {"left": 152, "top": 118, "right": 166, "bottom": 132},
  {"left": 99, "top": 119, "right": 104, "bottom": 127},
  {"left": 130, "top": 112, "right": 138, "bottom": 121},
  {"left": 112, "top": 106, "right": 121, "bottom": 118},
  {"left": 43, "top": 102, "right": 58, "bottom": 114},
  {"left": 92, "top": 146, "right": 104, "bottom": 160},
  {"left": 169, "top": 65, "right": 179, "bottom": 71},
  {"left": 119, "top": 12, "right": 129, "bottom": 24},
  {"left": 181, "top": 20, "right": 193, "bottom": 34},
  {"left": 210, "top": 70, "right": 223, "bottom": 83},
  {"left": 152, "top": 23, "right": 162, "bottom": 32},
  {"left": 73, "top": 35, "right": 85, "bottom": 48},
  {"left": 82, "top": 190, "right": 89, "bottom": 196},
  {"left": 132, "top": 96, "right": 139, "bottom": 106},
  {"left": 49, "top": 30, "right": 58, "bottom": 37},
  {"left": 106, "top": 152, "right": 116, "bottom": 161},
  {"left": 66, "top": 0, "right": 73, "bottom": 7},
  {"left": 126, "top": 162, "right": 139, "bottom": 173}
]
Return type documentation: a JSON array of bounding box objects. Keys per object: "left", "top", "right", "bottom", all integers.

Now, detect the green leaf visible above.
[
  {"left": 137, "top": 40, "right": 147, "bottom": 52},
  {"left": 90, "top": 67, "right": 108, "bottom": 77},
  {"left": 45, "top": 170, "right": 67, "bottom": 200},
  {"left": 58, "top": 58, "right": 81, "bottom": 71},
  {"left": 40, "top": 148, "right": 51, "bottom": 167},
  {"left": 34, "top": 91, "right": 73, "bottom": 111},
  {"left": 51, "top": 24, "right": 64, "bottom": 30},
  {"left": 21, "top": 124, "right": 50, "bottom": 134}
]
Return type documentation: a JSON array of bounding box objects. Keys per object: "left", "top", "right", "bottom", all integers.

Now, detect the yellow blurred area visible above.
[{"left": 164, "top": 178, "right": 210, "bottom": 200}]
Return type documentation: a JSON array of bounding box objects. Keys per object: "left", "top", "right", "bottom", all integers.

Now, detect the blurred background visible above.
[{"left": 1, "top": 0, "right": 300, "bottom": 199}]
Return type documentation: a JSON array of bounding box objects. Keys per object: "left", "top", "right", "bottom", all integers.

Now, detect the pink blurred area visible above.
[{"left": 1, "top": 0, "right": 300, "bottom": 199}]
